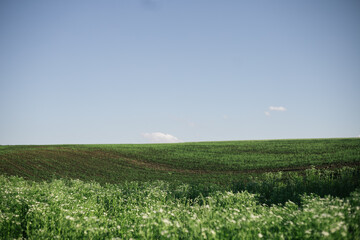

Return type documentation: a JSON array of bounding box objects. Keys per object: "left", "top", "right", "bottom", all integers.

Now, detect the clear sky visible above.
[{"left": 1, "top": 0, "right": 359, "bottom": 145}]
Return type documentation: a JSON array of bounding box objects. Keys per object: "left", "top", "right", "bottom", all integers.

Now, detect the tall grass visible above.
[
  {"left": 231, "top": 166, "right": 360, "bottom": 205},
  {"left": 1, "top": 168, "right": 359, "bottom": 239}
]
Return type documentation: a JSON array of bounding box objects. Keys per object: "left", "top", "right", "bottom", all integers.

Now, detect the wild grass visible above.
[
  {"left": 1, "top": 138, "right": 359, "bottom": 239},
  {"left": 1, "top": 168, "right": 359, "bottom": 239}
]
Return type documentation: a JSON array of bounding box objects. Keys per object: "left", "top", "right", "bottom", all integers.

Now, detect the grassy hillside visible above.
[
  {"left": 1, "top": 138, "right": 360, "bottom": 239},
  {"left": 1, "top": 138, "right": 359, "bottom": 184}
]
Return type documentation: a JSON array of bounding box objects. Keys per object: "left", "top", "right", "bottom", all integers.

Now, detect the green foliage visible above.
[
  {"left": 1, "top": 138, "right": 359, "bottom": 238},
  {"left": 0, "top": 138, "right": 359, "bottom": 185},
  {"left": 91, "top": 138, "right": 360, "bottom": 171},
  {"left": 231, "top": 167, "right": 360, "bottom": 205},
  {"left": 1, "top": 175, "right": 359, "bottom": 239}
]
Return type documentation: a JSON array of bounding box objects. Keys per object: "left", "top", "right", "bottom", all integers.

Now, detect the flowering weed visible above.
[{"left": 1, "top": 175, "right": 359, "bottom": 239}]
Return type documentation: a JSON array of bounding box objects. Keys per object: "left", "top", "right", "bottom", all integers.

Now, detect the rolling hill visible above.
[{"left": 1, "top": 138, "right": 359, "bottom": 184}]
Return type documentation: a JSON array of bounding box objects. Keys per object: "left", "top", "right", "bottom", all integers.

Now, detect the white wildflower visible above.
[
  {"left": 65, "top": 216, "right": 75, "bottom": 221},
  {"left": 162, "top": 218, "right": 171, "bottom": 225}
]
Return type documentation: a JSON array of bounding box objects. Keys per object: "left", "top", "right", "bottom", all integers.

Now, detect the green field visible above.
[
  {"left": 1, "top": 138, "right": 359, "bottom": 184},
  {"left": 1, "top": 138, "right": 360, "bottom": 239}
]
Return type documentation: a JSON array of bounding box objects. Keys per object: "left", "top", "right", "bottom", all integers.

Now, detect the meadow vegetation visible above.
[
  {"left": 1, "top": 168, "right": 360, "bottom": 239},
  {"left": 1, "top": 138, "right": 360, "bottom": 239}
]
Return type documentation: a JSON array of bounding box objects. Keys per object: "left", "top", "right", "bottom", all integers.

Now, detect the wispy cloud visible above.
[
  {"left": 269, "top": 106, "right": 287, "bottom": 112},
  {"left": 265, "top": 106, "right": 287, "bottom": 116},
  {"left": 142, "top": 132, "right": 182, "bottom": 143}
]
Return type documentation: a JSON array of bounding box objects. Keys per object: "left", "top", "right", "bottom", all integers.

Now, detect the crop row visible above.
[
  {"left": 88, "top": 138, "right": 360, "bottom": 171},
  {"left": 1, "top": 138, "right": 359, "bottom": 185}
]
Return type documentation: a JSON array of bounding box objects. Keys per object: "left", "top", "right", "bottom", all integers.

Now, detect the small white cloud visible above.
[
  {"left": 142, "top": 132, "right": 182, "bottom": 143},
  {"left": 265, "top": 106, "right": 287, "bottom": 117},
  {"left": 223, "top": 115, "right": 229, "bottom": 120},
  {"left": 269, "top": 106, "right": 287, "bottom": 112}
]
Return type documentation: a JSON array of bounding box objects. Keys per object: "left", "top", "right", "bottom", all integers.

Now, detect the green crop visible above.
[
  {"left": 1, "top": 138, "right": 359, "bottom": 184},
  {"left": 1, "top": 138, "right": 359, "bottom": 239}
]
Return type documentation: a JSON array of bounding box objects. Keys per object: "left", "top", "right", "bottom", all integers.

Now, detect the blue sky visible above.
[{"left": 1, "top": 0, "right": 359, "bottom": 144}]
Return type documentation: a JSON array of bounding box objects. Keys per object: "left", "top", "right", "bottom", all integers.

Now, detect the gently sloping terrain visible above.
[{"left": 0, "top": 138, "right": 359, "bottom": 184}]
